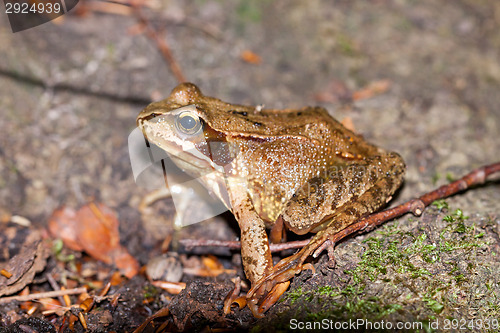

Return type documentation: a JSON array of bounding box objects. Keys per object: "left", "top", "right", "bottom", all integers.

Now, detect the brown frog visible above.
[{"left": 136, "top": 83, "right": 405, "bottom": 317}]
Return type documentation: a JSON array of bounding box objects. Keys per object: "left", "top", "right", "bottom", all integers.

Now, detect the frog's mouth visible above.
[
  {"left": 139, "top": 119, "right": 217, "bottom": 176},
  {"left": 168, "top": 146, "right": 215, "bottom": 173}
]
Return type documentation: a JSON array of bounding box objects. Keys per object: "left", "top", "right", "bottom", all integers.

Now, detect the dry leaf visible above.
[
  {"left": 76, "top": 203, "right": 120, "bottom": 264},
  {"left": 0, "top": 231, "right": 50, "bottom": 297},
  {"left": 313, "top": 80, "right": 350, "bottom": 103},
  {"left": 150, "top": 280, "right": 186, "bottom": 294},
  {"left": 48, "top": 207, "right": 83, "bottom": 251},
  {"left": 201, "top": 255, "right": 223, "bottom": 271},
  {"left": 48, "top": 203, "right": 139, "bottom": 278},
  {"left": 38, "top": 297, "right": 62, "bottom": 311},
  {"left": 111, "top": 247, "right": 140, "bottom": 279},
  {"left": 352, "top": 79, "right": 391, "bottom": 101},
  {"left": 240, "top": 50, "right": 262, "bottom": 64},
  {"left": 182, "top": 255, "right": 235, "bottom": 277},
  {"left": 110, "top": 271, "right": 125, "bottom": 286}
]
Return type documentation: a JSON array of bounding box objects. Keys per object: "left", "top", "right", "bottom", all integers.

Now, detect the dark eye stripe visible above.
[{"left": 143, "top": 112, "right": 159, "bottom": 121}]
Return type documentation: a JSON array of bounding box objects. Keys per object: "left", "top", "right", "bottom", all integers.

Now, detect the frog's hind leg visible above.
[
  {"left": 283, "top": 152, "right": 405, "bottom": 239},
  {"left": 301, "top": 153, "right": 404, "bottom": 259},
  {"left": 246, "top": 153, "right": 405, "bottom": 315}
]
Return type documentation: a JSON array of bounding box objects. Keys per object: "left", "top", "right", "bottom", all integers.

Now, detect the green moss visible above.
[
  {"left": 440, "top": 209, "right": 487, "bottom": 253},
  {"left": 143, "top": 285, "right": 159, "bottom": 299},
  {"left": 445, "top": 172, "right": 456, "bottom": 182},
  {"left": 52, "top": 239, "right": 75, "bottom": 263},
  {"left": 432, "top": 172, "right": 441, "bottom": 185},
  {"left": 335, "top": 33, "right": 358, "bottom": 56},
  {"left": 236, "top": 0, "right": 271, "bottom": 22},
  {"left": 423, "top": 293, "right": 444, "bottom": 314},
  {"left": 432, "top": 199, "right": 449, "bottom": 211},
  {"left": 277, "top": 205, "right": 493, "bottom": 328}
]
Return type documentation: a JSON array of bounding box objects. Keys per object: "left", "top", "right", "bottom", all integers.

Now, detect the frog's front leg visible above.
[
  {"left": 223, "top": 193, "right": 284, "bottom": 317},
  {"left": 237, "top": 198, "right": 273, "bottom": 285},
  {"left": 247, "top": 152, "right": 405, "bottom": 315}
]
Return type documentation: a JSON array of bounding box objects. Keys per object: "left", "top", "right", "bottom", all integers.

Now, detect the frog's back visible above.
[
  {"left": 165, "top": 83, "right": 371, "bottom": 150},
  {"left": 166, "top": 83, "right": 387, "bottom": 161}
]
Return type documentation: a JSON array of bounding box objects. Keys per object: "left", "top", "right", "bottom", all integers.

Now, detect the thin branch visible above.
[
  {"left": 0, "top": 287, "right": 87, "bottom": 304},
  {"left": 181, "top": 239, "right": 241, "bottom": 251},
  {"left": 45, "top": 273, "right": 66, "bottom": 306},
  {"left": 131, "top": 1, "right": 187, "bottom": 83},
  {"left": 180, "top": 238, "right": 309, "bottom": 253},
  {"left": 180, "top": 162, "right": 500, "bottom": 253}
]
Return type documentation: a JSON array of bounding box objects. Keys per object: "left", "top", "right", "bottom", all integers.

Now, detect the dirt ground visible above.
[{"left": 0, "top": 0, "right": 499, "bottom": 332}]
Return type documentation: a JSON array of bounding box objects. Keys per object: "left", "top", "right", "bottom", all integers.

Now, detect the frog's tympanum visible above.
[{"left": 137, "top": 83, "right": 405, "bottom": 317}]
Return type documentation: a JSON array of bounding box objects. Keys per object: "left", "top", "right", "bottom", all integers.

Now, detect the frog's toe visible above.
[
  {"left": 223, "top": 295, "right": 247, "bottom": 314},
  {"left": 257, "top": 281, "right": 290, "bottom": 315},
  {"left": 245, "top": 254, "right": 317, "bottom": 317},
  {"left": 312, "top": 239, "right": 337, "bottom": 266},
  {"left": 223, "top": 277, "right": 246, "bottom": 315}
]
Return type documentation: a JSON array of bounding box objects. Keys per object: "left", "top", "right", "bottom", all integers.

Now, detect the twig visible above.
[
  {"left": 180, "top": 238, "right": 309, "bottom": 253},
  {"left": 0, "top": 287, "right": 87, "bottom": 304},
  {"left": 180, "top": 162, "right": 500, "bottom": 252},
  {"left": 131, "top": 0, "right": 186, "bottom": 83},
  {"left": 181, "top": 239, "right": 242, "bottom": 251},
  {"left": 45, "top": 273, "right": 66, "bottom": 306}
]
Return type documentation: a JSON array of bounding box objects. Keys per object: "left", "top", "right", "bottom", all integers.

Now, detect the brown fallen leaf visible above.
[
  {"left": 314, "top": 79, "right": 391, "bottom": 103},
  {"left": 201, "top": 255, "right": 223, "bottom": 271},
  {"left": 182, "top": 255, "right": 235, "bottom": 277},
  {"left": 111, "top": 247, "right": 140, "bottom": 279},
  {"left": 240, "top": 50, "right": 262, "bottom": 64},
  {"left": 76, "top": 203, "right": 120, "bottom": 264},
  {"left": 38, "top": 297, "right": 62, "bottom": 311},
  {"left": 48, "top": 207, "right": 83, "bottom": 252},
  {"left": 352, "top": 79, "right": 391, "bottom": 101},
  {"left": 313, "top": 79, "right": 351, "bottom": 103},
  {"left": 150, "top": 280, "right": 186, "bottom": 295},
  {"left": 110, "top": 271, "right": 126, "bottom": 286},
  {"left": 48, "top": 203, "right": 139, "bottom": 278},
  {"left": 0, "top": 230, "right": 50, "bottom": 297}
]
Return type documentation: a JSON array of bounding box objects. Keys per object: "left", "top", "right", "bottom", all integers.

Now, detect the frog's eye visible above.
[{"left": 175, "top": 111, "right": 202, "bottom": 135}]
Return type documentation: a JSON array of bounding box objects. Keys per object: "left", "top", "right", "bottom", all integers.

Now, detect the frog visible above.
[{"left": 136, "top": 83, "right": 406, "bottom": 318}]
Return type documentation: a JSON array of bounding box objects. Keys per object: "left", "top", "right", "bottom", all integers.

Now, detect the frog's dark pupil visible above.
[{"left": 180, "top": 115, "right": 197, "bottom": 130}]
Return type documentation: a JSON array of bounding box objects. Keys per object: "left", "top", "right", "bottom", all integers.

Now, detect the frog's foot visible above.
[
  {"left": 247, "top": 281, "right": 291, "bottom": 318},
  {"left": 245, "top": 250, "right": 317, "bottom": 317},
  {"left": 245, "top": 231, "right": 343, "bottom": 316},
  {"left": 313, "top": 239, "right": 336, "bottom": 267},
  {"left": 223, "top": 277, "right": 247, "bottom": 314}
]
